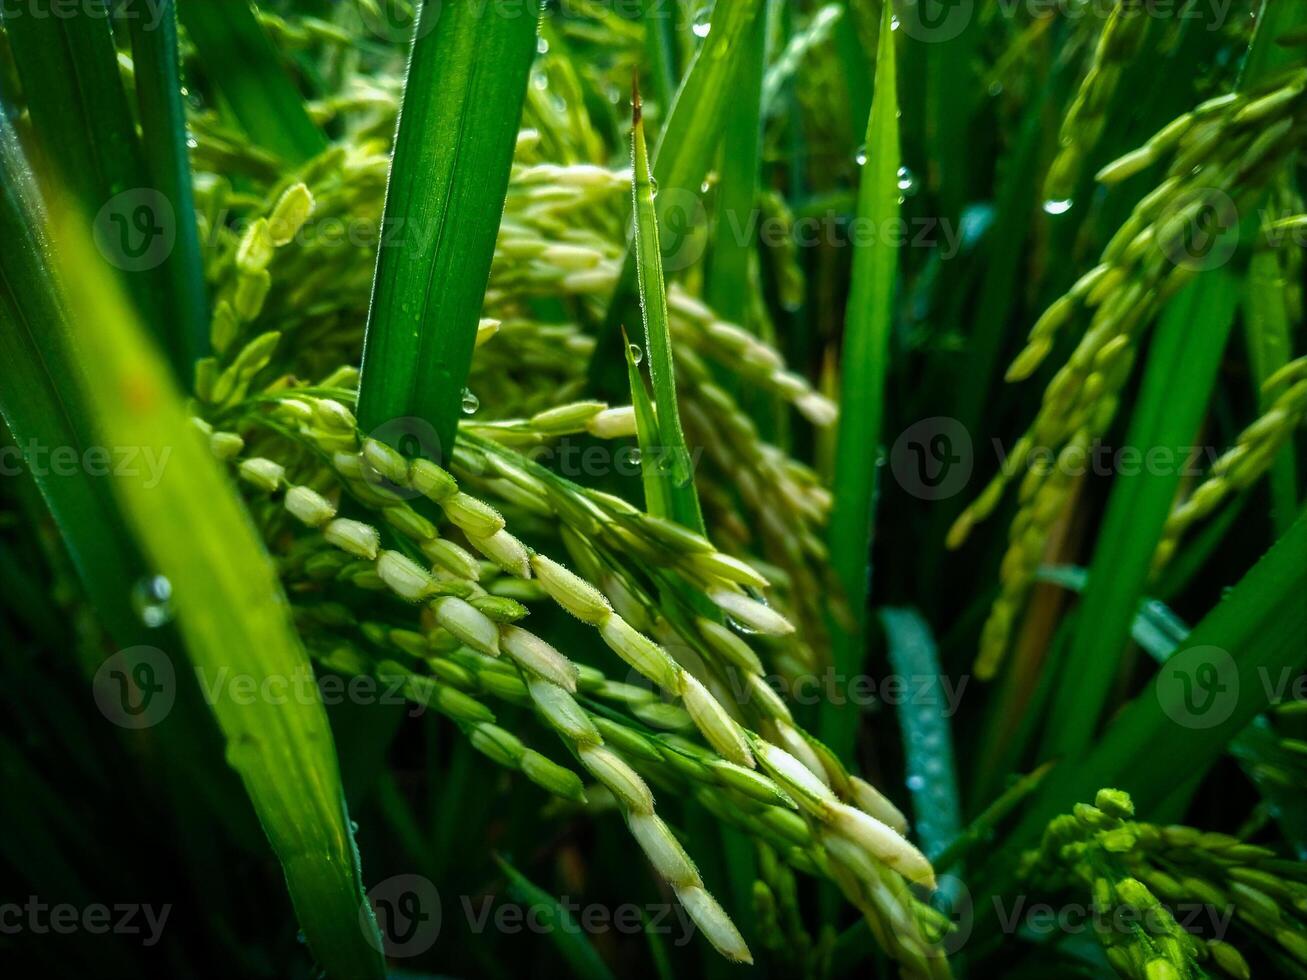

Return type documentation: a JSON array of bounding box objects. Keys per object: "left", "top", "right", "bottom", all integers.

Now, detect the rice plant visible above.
[{"left": 0, "top": 1, "right": 1304, "bottom": 977}]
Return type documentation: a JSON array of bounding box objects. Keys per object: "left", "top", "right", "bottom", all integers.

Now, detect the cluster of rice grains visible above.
[
  {"left": 183, "top": 48, "right": 942, "bottom": 979},
  {"left": 1023, "top": 789, "right": 1307, "bottom": 979},
  {"left": 951, "top": 55, "right": 1307, "bottom": 678},
  {"left": 1044, "top": 0, "right": 1156, "bottom": 201},
  {"left": 190, "top": 385, "right": 947, "bottom": 973},
  {"left": 190, "top": 60, "right": 836, "bottom": 678}
]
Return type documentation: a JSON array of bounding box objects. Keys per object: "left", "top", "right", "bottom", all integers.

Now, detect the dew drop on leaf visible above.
[
  {"left": 628, "top": 343, "right": 644, "bottom": 364},
  {"left": 727, "top": 617, "right": 759, "bottom": 636},
  {"left": 897, "top": 166, "right": 919, "bottom": 196},
  {"left": 132, "top": 575, "right": 173, "bottom": 628},
  {"left": 691, "top": 6, "right": 712, "bottom": 37},
  {"left": 461, "top": 388, "right": 480, "bottom": 414}
]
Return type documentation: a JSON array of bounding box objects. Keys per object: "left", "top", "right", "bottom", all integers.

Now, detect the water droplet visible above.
[
  {"left": 691, "top": 6, "right": 712, "bottom": 37},
  {"left": 536, "top": 37, "right": 549, "bottom": 55},
  {"left": 629, "top": 448, "right": 642, "bottom": 465},
  {"left": 897, "top": 166, "right": 919, "bottom": 196},
  {"left": 700, "top": 179, "right": 712, "bottom": 194},
  {"left": 185, "top": 135, "right": 198, "bottom": 150},
  {"left": 628, "top": 343, "right": 644, "bottom": 364},
  {"left": 854, "top": 145, "right": 868, "bottom": 167},
  {"left": 726, "top": 617, "right": 759, "bottom": 636},
  {"left": 988, "top": 81, "right": 1004, "bottom": 97},
  {"left": 132, "top": 575, "right": 173, "bottom": 628},
  {"left": 531, "top": 70, "right": 549, "bottom": 91},
  {"left": 461, "top": 388, "right": 480, "bottom": 414},
  {"left": 890, "top": 15, "right": 901, "bottom": 31},
  {"left": 1043, "top": 198, "right": 1074, "bottom": 216},
  {"left": 906, "top": 774, "right": 926, "bottom": 791},
  {"left": 349, "top": 819, "right": 360, "bottom": 833},
  {"left": 296, "top": 930, "right": 307, "bottom": 945},
  {"left": 649, "top": 177, "right": 660, "bottom": 198}
]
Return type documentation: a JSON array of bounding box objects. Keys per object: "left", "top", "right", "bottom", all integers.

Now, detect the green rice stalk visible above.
[
  {"left": 823, "top": 0, "right": 900, "bottom": 759},
  {"left": 629, "top": 80, "right": 704, "bottom": 532}
]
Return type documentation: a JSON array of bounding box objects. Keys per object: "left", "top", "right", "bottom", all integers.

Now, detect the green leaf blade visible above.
[
  {"left": 706, "top": 6, "right": 766, "bottom": 327},
  {"left": 0, "top": 118, "right": 152, "bottom": 646},
  {"left": 821, "top": 2, "right": 900, "bottom": 759},
  {"left": 1046, "top": 272, "right": 1240, "bottom": 758},
  {"left": 179, "top": 0, "right": 327, "bottom": 164},
  {"left": 587, "top": 0, "right": 766, "bottom": 395},
  {"left": 629, "top": 83, "right": 704, "bottom": 533},
  {"left": 1244, "top": 248, "right": 1299, "bottom": 535},
  {"left": 2, "top": 0, "right": 194, "bottom": 375},
  {"left": 128, "top": 0, "right": 209, "bottom": 375},
  {"left": 881, "top": 607, "right": 961, "bottom": 861},
  {"left": 982, "top": 514, "right": 1307, "bottom": 891},
  {"left": 623, "top": 328, "right": 670, "bottom": 518},
  {"left": 0, "top": 117, "right": 384, "bottom": 979},
  {"left": 357, "top": 0, "right": 540, "bottom": 459},
  {"left": 494, "top": 855, "right": 618, "bottom": 980},
  {"left": 56, "top": 225, "right": 387, "bottom": 980}
]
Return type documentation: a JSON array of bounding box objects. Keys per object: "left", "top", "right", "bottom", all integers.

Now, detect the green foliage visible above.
[{"left": 2, "top": 2, "right": 1306, "bottom": 978}]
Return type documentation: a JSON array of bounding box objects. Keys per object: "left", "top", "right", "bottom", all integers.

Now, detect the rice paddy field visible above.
[{"left": 1, "top": 0, "right": 1306, "bottom": 977}]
